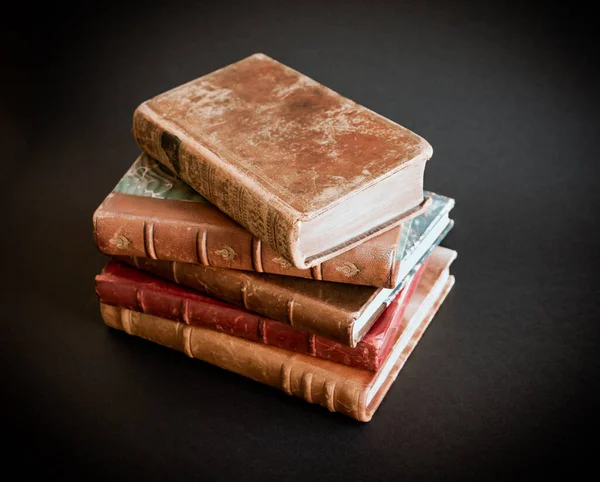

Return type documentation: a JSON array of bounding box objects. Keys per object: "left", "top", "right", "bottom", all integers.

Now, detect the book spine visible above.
[
  {"left": 93, "top": 193, "right": 398, "bottom": 288},
  {"left": 101, "top": 303, "right": 369, "bottom": 421},
  {"left": 95, "top": 273, "right": 386, "bottom": 371},
  {"left": 133, "top": 104, "right": 302, "bottom": 267},
  {"left": 120, "top": 256, "right": 360, "bottom": 347},
  {"left": 93, "top": 194, "right": 255, "bottom": 268}
]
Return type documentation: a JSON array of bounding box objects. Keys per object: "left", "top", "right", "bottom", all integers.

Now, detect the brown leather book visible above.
[
  {"left": 133, "top": 53, "right": 433, "bottom": 269},
  {"left": 93, "top": 154, "right": 412, "bottom": 288},
  {"left": 100, "top": 246, "right": 456, "bottom": 422}
]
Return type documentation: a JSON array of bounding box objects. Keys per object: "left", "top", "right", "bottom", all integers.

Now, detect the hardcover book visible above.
[
  {"left": 93, "top": 154, "right": 454, "bottom": 288},
  {"left": 100, "top": 246, "right": 457, "bottom": 422},
  {"left": 117, "top": 214, "right": 454, "bottom": 347},
  {"left": 96, "top": 259, "right": 427, "bottom": 371},
  {"left": 132, "top": 53, "right": 433, "bottom": 269}
]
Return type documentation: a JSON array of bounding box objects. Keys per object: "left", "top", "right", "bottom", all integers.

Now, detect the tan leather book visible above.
[
  {"left": 93, "top": 155, "right": 454, "bottom": 288},
  {"left": 133, "top": 53, "right": 433, "bottom": 269},
  {"left": 100, "top": 246, "right": 456, "bottom": 422}
]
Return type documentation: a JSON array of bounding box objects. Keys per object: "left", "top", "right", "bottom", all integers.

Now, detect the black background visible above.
[{"left": 3, "top": 1, "right": 599, "bottom": 480}]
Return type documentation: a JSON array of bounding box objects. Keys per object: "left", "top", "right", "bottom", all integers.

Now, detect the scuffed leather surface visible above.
[{"left": 141, "top": 53, "right": 432, "bottom": 214}]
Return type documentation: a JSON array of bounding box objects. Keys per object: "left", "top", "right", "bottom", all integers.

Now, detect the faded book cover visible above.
[{"left": 133, "top": 53, "right": 433, "bottom": 268}]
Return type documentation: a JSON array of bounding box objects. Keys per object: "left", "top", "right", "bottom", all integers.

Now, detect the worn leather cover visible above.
[
  {"left": 93, "top": 155, "right": 404, "bottom": 288},
  {"left": 117, "top": 255, "right": 390, "bottom": 347},
  {"left": 132, "top": 53, "right": 432, "bottom": 268},
  {"left": 100, "top": 247, "right": 456, "bottom": 422},
  {"left": 95, "top": 260, "right": 428, "bottom": 371}
]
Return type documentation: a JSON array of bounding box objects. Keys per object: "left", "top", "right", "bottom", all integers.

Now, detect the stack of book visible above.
[{"left": 93, "top": 54, "right": 456, "bottom": 422}]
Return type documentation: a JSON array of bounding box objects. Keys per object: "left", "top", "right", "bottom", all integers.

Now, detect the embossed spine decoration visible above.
[
  {"left": 215, "top": 245, "right": 236, "bottom": 261},
  {"left": 336, "top": 262, "right": 360, "bottom": 278}
]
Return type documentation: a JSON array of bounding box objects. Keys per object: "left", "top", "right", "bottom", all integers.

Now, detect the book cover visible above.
[
  {"left": 100, "top": 247, "right": 456, "bottom": 422},
  {"left": 93, "top": 154, "right": 454, "bottom": 288},
  {"left": 133, "top": 53, "right": 433, "bottom": 268}
]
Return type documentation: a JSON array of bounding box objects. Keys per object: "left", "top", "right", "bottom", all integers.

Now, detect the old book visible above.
[
  {"left": 117, "top": 217, "right": 453, "bottom": 347},
  {"left": 100, "top": 246, "right": 456, "bottom": 422},
  {"left": 95, "top": 259, "right": 427, "bottom": 371},
  {"left": 133, "top": 53, "right": 433, "bottom": 269},
  {"left": 93, "top": 154, "right": 454, "bottom": 288}
]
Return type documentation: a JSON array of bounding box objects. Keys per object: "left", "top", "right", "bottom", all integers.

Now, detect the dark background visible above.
[{"left": 3, "top": 1, "right": 599, "bottom": 480}]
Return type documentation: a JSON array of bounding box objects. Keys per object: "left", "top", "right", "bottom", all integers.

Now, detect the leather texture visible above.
[
  {"left": 99, "top": 246, "right": 456, "bottom": 422},
  {"left": 132, "top": 53, "right": 432, "bottom": 268}
]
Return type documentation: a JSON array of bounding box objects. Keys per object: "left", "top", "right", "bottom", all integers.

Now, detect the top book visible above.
[{"left": 133, "top": 53, "right": 433, "bottom": 269}]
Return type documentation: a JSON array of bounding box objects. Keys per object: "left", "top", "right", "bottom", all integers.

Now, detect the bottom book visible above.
[{"left": 100, "top": 246, "right": 457, "bottom": 422}]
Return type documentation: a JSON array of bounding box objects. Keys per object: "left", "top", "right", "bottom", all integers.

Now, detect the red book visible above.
[{"left": 95, "top": 261, "right": 426, "bottom": 371}]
